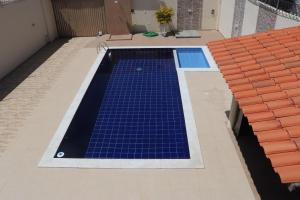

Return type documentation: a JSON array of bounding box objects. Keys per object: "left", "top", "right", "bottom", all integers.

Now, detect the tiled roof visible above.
[{"left": 208, "top": 26, "right": 300, "bottom": 184}]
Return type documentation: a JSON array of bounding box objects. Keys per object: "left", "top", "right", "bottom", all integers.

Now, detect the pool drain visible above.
[
  {"left": 57, "top": 152, "right": 64, "bottom": 158},
  {"left": 136, "top": 67, "right": 142, "bottom": 71}
]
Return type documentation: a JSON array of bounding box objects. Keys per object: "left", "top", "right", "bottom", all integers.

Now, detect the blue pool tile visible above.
[
  {"left": 84, "top": 49, "right": 190, "bottom": 159},
  {"left": 177, "top": 48, "right": 210, "bottom": 68}
]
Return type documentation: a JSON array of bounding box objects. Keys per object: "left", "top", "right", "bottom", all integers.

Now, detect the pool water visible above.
[
  {"left": 55, "top": 49, "right": 190, "bottom": 159},
  {"left": 176, "top": 48, "right": 210, "bottom": 68}
]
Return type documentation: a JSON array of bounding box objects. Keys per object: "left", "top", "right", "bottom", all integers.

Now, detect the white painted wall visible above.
[
  {"left": 202, "top": 0, "right": 220, "bottom": 30},
  {"left": 275, "top": 15, "right": 300, "bottom": 29},
  {"left": 131, "top": 0, "right": 177, "bottom": 32},
  {"left": 0, "top": 0, "right": 57, "bottom": 80},
  {"left": 218, "top": 0, "right": 235, "bottom": 38},
  {"left": 241, "top": 0, "right": 259, "bottom": 35}
]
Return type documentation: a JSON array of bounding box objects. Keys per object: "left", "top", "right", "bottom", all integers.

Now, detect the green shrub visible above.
[{"left": 155, "top": 6, "right": 174, "bottom": 25}]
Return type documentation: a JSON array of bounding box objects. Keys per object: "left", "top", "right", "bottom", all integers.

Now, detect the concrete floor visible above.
[{"left": 0, "top": 31, "right": 258, "bottom": 200}]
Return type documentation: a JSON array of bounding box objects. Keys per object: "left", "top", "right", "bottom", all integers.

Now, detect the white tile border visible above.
[
  {"left": 39, "top": 46, "right": 211, "bottom": 169},
  {"left": 173, "top": 46, "right": 219, "bottom": 72}
]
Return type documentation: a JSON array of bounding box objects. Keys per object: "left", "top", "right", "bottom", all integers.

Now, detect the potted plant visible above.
[{"left": 155, "top": 6, "right": 174, "bottom": 37}]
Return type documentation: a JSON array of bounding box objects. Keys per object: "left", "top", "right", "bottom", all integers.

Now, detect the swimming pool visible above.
[
  {"left": 176, "top": 48, "right": 210, "bottom": 68},
  {"left": 39, "top": 47, "right": 215, "bottom": 168}
]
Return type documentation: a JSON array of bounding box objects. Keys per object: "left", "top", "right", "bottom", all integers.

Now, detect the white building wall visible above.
[
  {"left": 241, "top": 0, "right": 259, "bottom": 35},
  {"left": 0, "top": 0, "right": 57, "bottom": 80},
  {"left": 131, "top": 0, "right": 177, "bottom": 33},
  {"left": 218, "top": 0, "right": 235, "bottom": 38},
  {"left": 275, "top": 15, "right": 300, "bottom": 29}
]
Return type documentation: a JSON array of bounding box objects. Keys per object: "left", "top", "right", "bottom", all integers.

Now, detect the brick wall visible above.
[{"left": 177, "top": 0, "right": 203, "bottom": 30}]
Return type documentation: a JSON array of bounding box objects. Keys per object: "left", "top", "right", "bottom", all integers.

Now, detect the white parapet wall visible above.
[
  {"left": 218, "top": 0, "right": 300, "bottom": 38},
  {"left": 218, "top": 0, "right": 235, "bottom": 38},
  {"left": 0, "top": 0, "right": 57, "bottom": 80},
  {"left": 241, "top": 0, "right": 259, "bottom": 35}
]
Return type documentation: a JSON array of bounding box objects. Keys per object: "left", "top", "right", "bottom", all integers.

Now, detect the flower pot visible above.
[{"left": 160, "top": 24, "right": 169, "bottom": 37}]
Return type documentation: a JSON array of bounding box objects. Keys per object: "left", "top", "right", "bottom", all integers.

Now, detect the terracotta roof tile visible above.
[
  {"left": 273, "top": 107, "right": 300, "bottom": 118},
  {"left": 261, "top": 91, "right": 288, "bottom": 102},
  {"left": 291, "top": 96, "right": 300, "bottom": 105},
  {"left": 265, "top": 99, "right": 293, "bottom": 110},
  {"left": 231, "top": 84, "right": 254, "bottom": 92},
  {"left": 228, "top": 78, "right": 250, "bottom": 86},
  {"left": 256, "top": 85, "right": 281, "bottom": 95},
  {"left": 264, "top": 65, "right": 286, "bottom": 73},
  {"left": 285, "top": 126, "right": 300, "bottom": 138},
  {"left": 278, "top": 115, "right": 300, "bottom": 127},
  {"left": 261, "top": 140, "right": 297, "bottom": 154},
  {"left": 276, "top": 165, "right": 300, "bottom": 183},
  {"left": 208, "top": 26, "right": 300, "bottom": 183},
  {"left": 273, "top": 75, "right": 298, "bottom": 84},
  {"left": 255, "top": 129, "right": 290, "bottom": 142},
  {"left": 234, "top": 89, "right": 257, "bottom": 99},
  {"left": 242, "top": 104, "right": 269, "bottom": 114},
  {"left": 269, "top": 152, "right": 300, "bottom": 168},
  {"left": 251, "top": 120, "right": 281, "bottom": 132}
]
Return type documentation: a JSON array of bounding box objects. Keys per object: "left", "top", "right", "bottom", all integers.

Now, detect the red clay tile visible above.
[
  {"left": 273, "top": 107, "right": 300, "bottom": 118},
  {"left": 261, "top": 140, "right": 298, "bottom": 155},
  {"left": 252, "top": 80, "right": 275, "bottom": 88},
  {"left": 209, "top": 26, "right": 300, "bottom": 183},
  {"left": 256, "top": 85, "right": 281, "bottom": 95},
  {"left": 291, "top": 96, "right": 300, "bottom": 105},
  {"left": 219, "top": 64, "right": 239, "bottom": 71},
  {"left": 242, "top": 104, "right": 269, "bottom": 114},
  {"left": 231, "top": 52, "right": 250, "bottom": 59},
  {"left": 256, "top": 55, "right": 276, "bottom": 63},
  {"left": 247, "top": 111, "right": 275, "bottom": 123},
  {"left": 248, "top": 74, "right": 270, "bottom": 82},
  {"left": 261, "top": 91, "right": 288, "bottom": 102},
  {"left": 234, "top": 55, "right": 253, "bottom": 63},
  {"left": 285, "top": 88, "right": 300, "bottom": 97},
  {"left": 274, "top": 52, "right": 295, "bottom": 59},
  {"left": 269, "top": 70, "right": 291, "bottom": 78},
  {"left": 264, "top": 65, "right": 286, "bottom": 73},
  {"left": 265, "top": 99, "right": 293, "bottom": 110},
  {"left": 273, "top": 75, "right": 298, "bottom": 84},
  {"left": 284, "top": 61, "right": 300, "bottom": 68},
  {"left": 217, "top": 59, "right": 236, "bottom": 66},
  {"left": 260, "top": 60, "right": 281, "bottom": 67},
  {"left": 223, "top": 73, "right": 245, "bottom": 81},
  {"left": 255, "top": 129, "right": 290, "bottom": 142},
  {"left": 280, "top": 56, "right": 300, "bottom": 64},
  {"left": 276, "top": 165, "right": 300, "bottom": 183},
  {"left": 222, "top": 68, "right": 242, "bottom": 76},
  {"left": 285, "top": 126, "right": 300, "bottom": 138},
  {"left": 244, "top": 69, "right": 266, "bottom": 77},
  {"left": 279, "top": 81, "right": 300, "bottom": 90},
  {"left": 251, "top": 120, "right": 281, "bottom": 132},
  {"left": 293, "top": 138, "right": 300, "bottom": 150},
  {"left": 238, "top": 96, "right": 263, "bottom": 106},
  {"left": 228, "top": 78, "right": 250, "bottom": 86},
  {"left": 234, "top": 89, "right": 257, "bottom": 99},
  {"left": 269, "top": 152, "right": 300, "bottom": 168},
  {"left": 238, "top": 60, "right": 257, "bottom": 67},
  {"left": 293, "top": 49, "right": 300, "bottom": 55},
  {"left": 252, "top": 52, "right": 271, "bottom": 59},
  {"left": 231, "top": 84, "right": 253, "bottom": 92},
  {"left": 217, "top": 55, "right": 233, "bottom": 62},
  {"left": 279, "top": 115, "right": 300, "bottom": 127},
  {"left": 240, "top": 64, "right": 261, "bottom": 72}
]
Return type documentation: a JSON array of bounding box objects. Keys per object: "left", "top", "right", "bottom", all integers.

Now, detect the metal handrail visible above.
[
  {"left": 0, "top": 0, "right": 24, "bottom": 7},
  {"left": 248, "top": 0, "right": 300, "bottom": 20},
  {"left": 96, "top": 41, "right": 109, "bottom": 54}
]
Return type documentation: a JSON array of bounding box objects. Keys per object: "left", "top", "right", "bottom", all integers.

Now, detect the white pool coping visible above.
[
  {"left": 173, "top": 46, "right": 219, "bottom": 71},
  {"left": 39, "top": 46, "right": 218, "bottom": 169}
]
